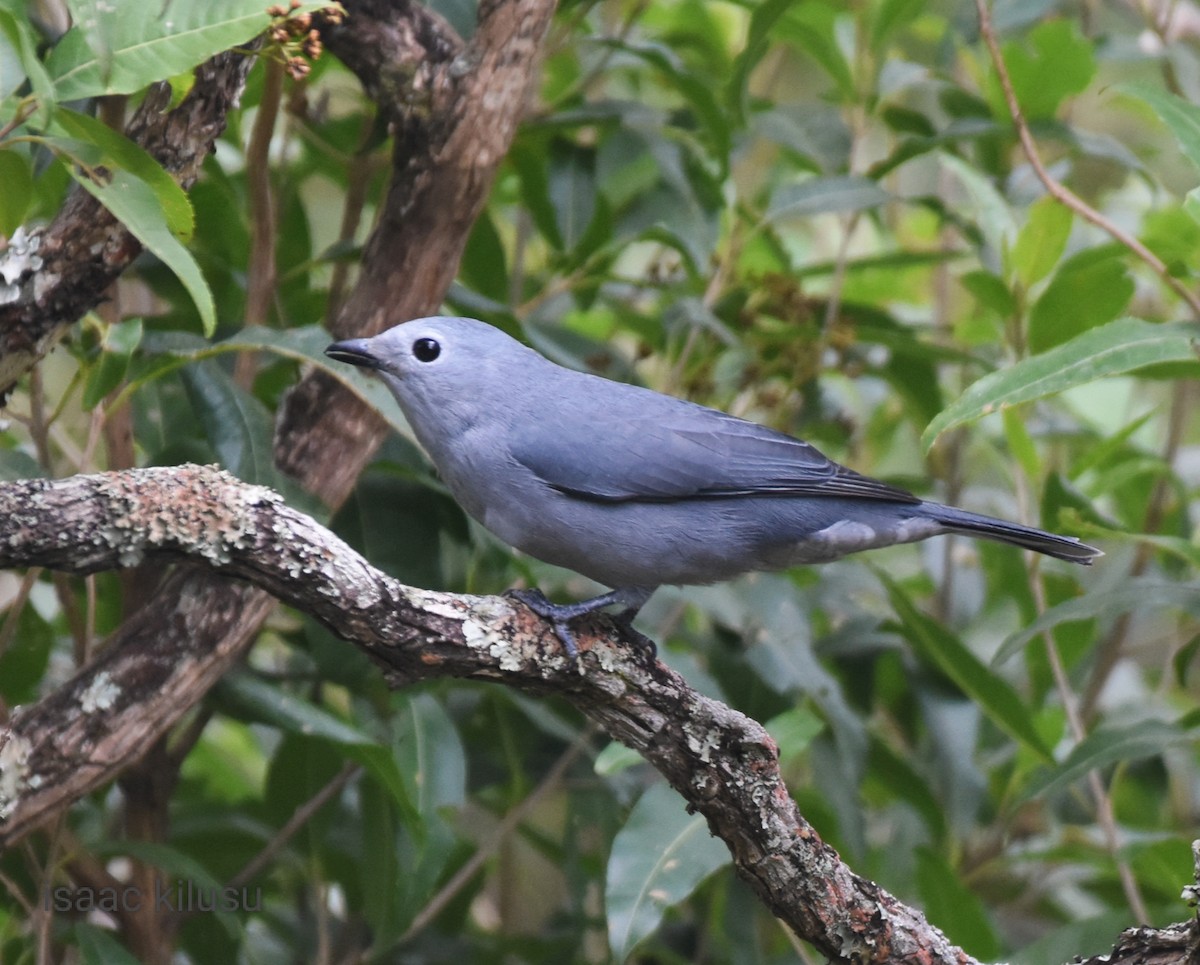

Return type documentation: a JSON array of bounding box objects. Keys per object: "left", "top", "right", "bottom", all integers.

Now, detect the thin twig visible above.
[
  {"left": 1080, "top": 377, "right": 1193, "bottom": 718},
  {"left": 1012, "top": 472, "right": 1151, "bottom": 924},
  {"left": 224, "top": 762, "right": 361, "bottom": 894},
  {"left": 238, "top": 57, "right": 285, "bottom": 388},
  {"left": 975, "top": 0, "right": 1200, "bottom": 320},
  {"left": 400, "top": 733, "right": 592, "bottom": 942}
]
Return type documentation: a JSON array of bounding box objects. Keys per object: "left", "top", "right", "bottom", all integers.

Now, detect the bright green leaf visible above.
[
  {"left": 1028, "top": 249, "right": 1134, "bottom": 353},
  {"left": 45, "top": 0, "right": 325, "bottom": 100},
  {"left": 65, "top": 164, "right": 215, "bottom": 335},
  {"left": 923, "top": 318, "right": 1200, "bottom": 449},
  {"left": 997, "top": 20, "right": 1094, "bottom": 121},
  {"left": 1010, "top": 196, "right": 1072, "bottom": 289},
  {"left": 53, "top": 107, "right": 194, "bottom": 239}
]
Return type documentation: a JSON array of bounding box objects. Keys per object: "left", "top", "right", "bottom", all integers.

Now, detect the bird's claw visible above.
[
  {"left": 505, "top": 588, "right": 582, "bottom": 662},
  {"left": 505, "top": 588, "right": 657, "bottom": 661}
]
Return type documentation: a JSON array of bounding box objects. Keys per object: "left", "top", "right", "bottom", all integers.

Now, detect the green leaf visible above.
[
  {"left": 63, "top": 162, "right": 215, "bottom": 335},
  {"left": 996, "top": 20, "right": 1094, "bottom": 121},
  {"left": 922, "top": 318, "right": 1200, "bottom": 449},
  {"left": 774, "top": 2, "right": 854, "bottom": 99},
  {"left": 215, "top": 672, "right": 414, "bottom": 822},
  {"left": 606, "top": 40, "right": 731, "bottom": 172},
  {"left": 0, "top": 8, "right": 54, "bottom": 115},
  {"left": 53, "top": 107, "right": 194, "bottom": 239},
  {"left": 871, "top": 0, "right": 927, "bottom": 52},
  {"left": 1021, "top": 718, "right": 1200, "bottom": 801},
  {"left": 74, "top": 924, "right": 143, "bottom": 965},
  {"left": 960, "top": 269, "right": 1016, "bottom": 318},
  {"left": 392, "top": 692, "right": 466, "bottom": 818},
  {"left": 0, "top": 149, "right": 32, "bottom": 234},
  {"left": 994, "top": 580, "right": 1200, "bottom": 666},
  {"left": 880, "top": 573, "right": 1053, "bottom": 761},
  {"left": 764, "top": 706, "right": 824, "bottom": 762},
  {"left": 594, "top": 740, "right": 644, "bottom": 777},
  {"left": 1119, "top": 81, "right": 1200, "bottom": 175},
  {"left": 83, "top": 317, "right": 144, "bottom": 409},
  {"left": 1027, "top": 249, "right": 1134, "bottom": 353},
  {"left": 606, "top": 782, "right": 730, "bottom": 960},
  {"left": 1009, "top": 196, "right": 1072, "bottom": 289},
  {"left": 726, "top": 0, "right": 794, "bottom": 124},
  {"left": 45, "top": 0, "right": 313, "bottom": 100},
  {"left": 915, "top": 847, "right": 1001, "bottom": 959},
  {"left": 179, "top": 360, "right": 276, "bottom": 485},
  {"left": 549, "top": 141, "right": 596, "bottom": 253},
  {"left": 766, "top": 175, "right": 890, "bottom": 221}
]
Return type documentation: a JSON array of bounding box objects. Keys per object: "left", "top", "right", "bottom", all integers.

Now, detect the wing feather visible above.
[{"left": 511, "top": 387, "right": 918, "bottom": 505}]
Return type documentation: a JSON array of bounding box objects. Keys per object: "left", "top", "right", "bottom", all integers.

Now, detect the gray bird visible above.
[{"left": 326, "top": 316, "right": 1100, "bottom": 658}]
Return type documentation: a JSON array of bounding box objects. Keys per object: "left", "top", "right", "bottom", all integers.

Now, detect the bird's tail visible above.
[{"left": 922, "top": 503, "right": 1101, "bottom": 565}]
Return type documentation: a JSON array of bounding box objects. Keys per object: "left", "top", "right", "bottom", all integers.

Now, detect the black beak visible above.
[{"left": 325, "top": 339, "right": 380, "bottom": 369}]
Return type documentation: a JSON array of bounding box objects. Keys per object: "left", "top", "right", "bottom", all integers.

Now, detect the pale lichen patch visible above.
[
  {"left": 0, "top": 730, "right": 33, "bottom": 820},
  {"left": 684, "top": 719, "right": 722, "bottom": 763},
  {"left": 405, "top": 587, "right": 471, "bottom": 621},
  {"left": 79, "top": 671, "right": 120, "bottom": 713},
  {"left": 93, "top": 464, "right": 266, "bottom": 567}
]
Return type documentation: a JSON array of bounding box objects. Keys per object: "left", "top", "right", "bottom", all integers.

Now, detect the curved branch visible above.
[{"left": 0, "top": 464, "right": 976, "bottom": 964}]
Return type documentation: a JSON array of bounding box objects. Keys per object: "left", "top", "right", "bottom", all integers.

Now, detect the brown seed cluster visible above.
[{"left": 265, "top": 1, "right": 344, "bottom": 80}]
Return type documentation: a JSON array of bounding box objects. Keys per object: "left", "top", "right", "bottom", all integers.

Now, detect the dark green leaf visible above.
[
  {"left": 83, "top": 317, "right": 143, "bottom": 409},
  {"left": 606, "top": 782, "right": 730, "bottom": 960},
  {"left": 880, "top": 573, "right": 1053, "bottom": 761},
  {"left": 915, "top": 847, "right": 1001, "bottom": 959},
  {"left": 1021, "top": 717, "right": 1200, "bottom": 801},
  {"left": 180, "top": 360, "right": 276, "bottom": 485},
  {"left": 0, "top": 149, "right": 32, "bottom": 234},
  {"left": 767, "top": 175, "right": 890, "bottom": 221}
]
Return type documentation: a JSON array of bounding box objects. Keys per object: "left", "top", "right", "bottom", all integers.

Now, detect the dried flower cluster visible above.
[{"left": 265, "top": 1, "right": 344, "bottom": 80}]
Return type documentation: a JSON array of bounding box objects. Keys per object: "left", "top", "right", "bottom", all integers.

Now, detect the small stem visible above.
[
  {"left": 401, "top": 734, "right": 591, "bottom": 941},
  {"left": 975, "top": 0, "right": 1200, "bottom": 320},
  {"left": 239, "top": 58, "right": 286, "bottom": 387},
  {"left": 224, "top": 762, "right": 360, "bottom": 895}
]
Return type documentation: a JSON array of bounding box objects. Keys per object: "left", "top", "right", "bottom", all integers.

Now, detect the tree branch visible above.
[{"left": 0, "top": 464, "right": 978, "bottom": 964}]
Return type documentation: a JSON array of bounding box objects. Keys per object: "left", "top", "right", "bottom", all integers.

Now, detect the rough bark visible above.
[
  {"left": 0, "top": 47, "right": 258, "bottom": 401},
  {"left": 0, "top": 465, "right": 976, "bottom": 963}
]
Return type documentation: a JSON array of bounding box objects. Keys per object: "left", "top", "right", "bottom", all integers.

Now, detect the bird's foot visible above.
[
  {"left": 614, "top": 608, "right": 657, "bottom": 658},
  {"left": 505, "top": 587, "right": 657, "bottom": 661}
]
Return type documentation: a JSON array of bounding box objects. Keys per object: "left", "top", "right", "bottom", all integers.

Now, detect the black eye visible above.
[{"left": 413, "top": 337, "right": 441, "bottom": 362}]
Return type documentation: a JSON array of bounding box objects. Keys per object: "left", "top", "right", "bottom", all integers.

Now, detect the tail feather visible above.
[{"left": 923, "top": 503, "right": 1101, "bottom": 565}]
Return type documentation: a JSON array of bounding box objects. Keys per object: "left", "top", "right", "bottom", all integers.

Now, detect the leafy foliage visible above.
[{"left": 1, "top": 0, "right": 1199, "bottom": 962}]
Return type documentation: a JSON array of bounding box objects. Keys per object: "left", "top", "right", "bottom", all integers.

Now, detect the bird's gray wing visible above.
[{"left": 511, "top": 397, "right": 919, "bottom": 505}]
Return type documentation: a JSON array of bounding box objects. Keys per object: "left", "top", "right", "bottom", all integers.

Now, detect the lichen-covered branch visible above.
[{"left": 0, "top": 465, "right": 978, "bottom": 964}]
